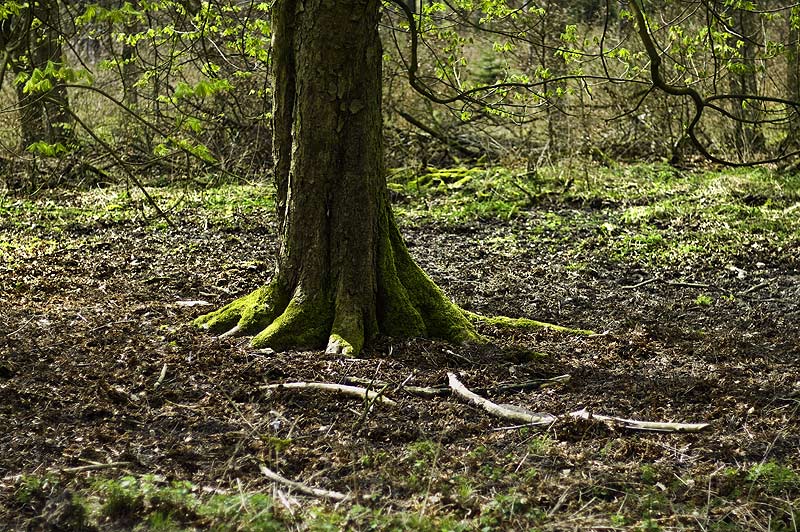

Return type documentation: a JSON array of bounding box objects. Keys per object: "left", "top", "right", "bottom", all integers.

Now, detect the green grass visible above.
[
  {"left": 13, "top": 464, "right": 797, "bottom": 531},
  {"left": 0, "top": 182, "right": 275, "bottom": 265},
  {"left": 388, "top": 163, "right": 800, "bottom": 268},
  {"left": 4, "top": 163, "right": 798, "bottom": 271},
  {"left": 0, "top": 182, "right": 274, "bottom": 231}
]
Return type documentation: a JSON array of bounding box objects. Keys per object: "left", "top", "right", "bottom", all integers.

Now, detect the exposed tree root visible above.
[
  {"left": 260, "top": 381, "right": 397, "bottom": 406},
  {"left": 195, "top": 207, "right": 590, "bottom": 354},
  {"left": 195, "top": 210, "right": 484, "bottom": 355},
  {"left": 465, "top": 310, "right": 595, "bottom": 336},
  {"left": 195, "top": 277, "right": 592, "bottom": 356}
]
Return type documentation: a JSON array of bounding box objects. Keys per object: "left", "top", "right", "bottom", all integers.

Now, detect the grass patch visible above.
[
  {"left": 5, "top": 163, "right": 797, "bottom": 271},
  {"left": 0, "top": 181, "right": 275, "bottom": 232},
  {"left": 389, "top": 163, "right": 800, "bottom": 268}
]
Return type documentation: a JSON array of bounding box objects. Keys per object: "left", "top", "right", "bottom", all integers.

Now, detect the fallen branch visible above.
[
  {"left": 623, "top": 277, "right": 712, "bottom": 290},
  {"left": 58, "top": 461, "right": 132, "bottom": 474},
  {"left": 447, "top": 374, "right": 709, "bottom": 433},
  {"left": 739, "top": 281, "right": 769, "bottom": 296},
  {"left": 259, "top": 464, "right": 348, "bottom": 501},
  {"left": 568, "top": 409, "right": 710, "bottom": 433},
  {"left": 447, "top": 373, "right": 556, "bottom": 425},
  {"left": 665, "top": 280, "right": 710, "bottom": 289},
  {"left": 260, "top": 382, "right": 397, "bottom": 407},
  {"left": 345, "top": 374, "right": 571, "bottom": 398},
  {"left": 622, "top": 277, "right": 659, "bottom": 289},
  {"left": 344, "top": 376, "right": 448, "bottom": 398}
]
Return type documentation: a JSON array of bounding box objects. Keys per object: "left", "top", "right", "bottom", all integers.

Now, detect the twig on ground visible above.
[
  {"left": 259, "top": 464, "right": 349, "bottom": 501},
  {"left": 154, "top": 363, "right": 168, "bottom": 389},
  {"left": 345, "top": 374, "right": 571, "bottom": 398},
  {"left": 491, "top": 375, "right": 571, "bottom": 394},
  {"left": 739, "top": 281, "right": 769, "bottom": 295},
  {"left": 622, "top": 277, "right": 659, "bottom": 289},
  {"left": 260, "top": 382, "right": 398, "bottom": 406},
  {"left": 665, "top": 280, "right": 710, "bottom": 288},
  {"left": 447, "top": 372, "right": 556, "bottom": 425},
  {"left": 623, "top": 277, "right": 712, "bottom": 290},
  {"left": 58, "top": 461, "right": 132, "bottom": 473},
  {"left": 446, "top": 374, "right": 709, "bottom": 432},
  {"left": 569, "top": 409, "right": 710, "bottom": 432}
]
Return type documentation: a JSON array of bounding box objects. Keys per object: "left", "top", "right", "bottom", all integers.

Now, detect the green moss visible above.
[
  {"left": 329, "top": 297, "right": 365, "bottom": 355},
  {"left": 376, "top": 221, "right": 428, "bottom": 338},
  {"left": 380, "top": 213, "right": 481, "bottom": 345},
  {"left": 252, "top": 291, "right": 332, "bottom": 350},
  {"left": 399, "top": 258, "right": 480, "bottom": 343},
  {"left": 466, "top": 311, "right": 594, "bottom": 335},
  {"left": 326, "top": 334, "right": 355, "bottom": 356},
  {"left": 194, "top": 281, "right": 288, "bottom": 334}
]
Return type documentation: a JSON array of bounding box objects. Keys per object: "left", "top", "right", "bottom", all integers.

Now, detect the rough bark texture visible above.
[
  {"left": 3, "top": 0, "right": 73, "bottom": 153},
  {"left": 195, "top": 0, "right": 478, "bottom": 355}
]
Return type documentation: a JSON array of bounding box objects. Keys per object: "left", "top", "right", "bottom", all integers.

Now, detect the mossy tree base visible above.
[
  {"left": 195, "top": 209, "right": 480, "bottom": 356},
  {"left": 195, "top": 0, "right": 481, "bottom": 357},
  {"left": 194, "top": 237, "right": 593, "bottom": 355}
]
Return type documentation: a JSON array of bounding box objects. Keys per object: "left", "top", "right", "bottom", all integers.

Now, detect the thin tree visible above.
[
  {"left": 4, "top": 0, "right": 73, "bottom": 150},
  {"left": 785, "top": 6, "right": 800, "bottom": 154}
]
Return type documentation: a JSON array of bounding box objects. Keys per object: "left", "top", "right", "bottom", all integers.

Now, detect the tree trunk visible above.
[
  {"left": 195, "top": 0, "right": 478, "bottom": 355},
  {"left": 11, "top": 0, "right": 73, "bottom": 150},
  {"left": 785, "top": 7, "right": 800, "bottom": 151},
  {"left": 728, "top": 8, "right": 765, "bottom": 159},
  {"left": 121, "top": 0, "right": 139, "bottom": 108}
]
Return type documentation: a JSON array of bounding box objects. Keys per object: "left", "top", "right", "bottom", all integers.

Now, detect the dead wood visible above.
[
  {"left": 448, "top": 372, "right": 557, "bottom": 425},
  {"left": 260, "top": 381, "right": 397, "bottom": 406},
  {"left": 259, "top": 464, "right": 349, "bottom": 501}
]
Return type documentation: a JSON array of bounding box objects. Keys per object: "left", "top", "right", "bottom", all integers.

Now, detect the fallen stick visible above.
[
  {"left": 259, "top": 464, "right": 348, "bottom": 501},
  {"left": 345, "top": 374, "right": 571, "bottom": 398},
  {"left": 58, "top": 462, "right": 132, "bottom": 473},
  {"left": 447, "top": 374, "right": 709, "bottom": 432},
  {"left": 260, "top": 382, "right": 397, "bottom": 406},
  {"left": 343, "top": 376, "right": 448, "bottom": 398},
  {"left": 664, "top": 280, "right": 711, "bottom": 289},
  {"left": 739, "top": 281, "right": 769, "bottom": 295},
  {"left": 622, "top": 277, "right": 659, "bottom": 289},
  {"left": 568, "top": 409, "right": 710, "bottom": 433},
  {"left": 447, "top": 373, "right": 556, "bottom": 425}
]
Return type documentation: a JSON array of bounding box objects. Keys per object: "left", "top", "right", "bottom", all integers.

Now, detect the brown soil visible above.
[{"left": 1, "top": 201, "right": 799, "bottom": 530}]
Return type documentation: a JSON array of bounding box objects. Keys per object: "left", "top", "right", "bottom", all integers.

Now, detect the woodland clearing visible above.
[{"left": 1, "top": 164, "right": 799, "bottom": 531}]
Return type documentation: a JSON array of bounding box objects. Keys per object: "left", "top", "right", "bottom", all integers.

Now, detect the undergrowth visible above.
[{"left": 10, "top": 459, "right": 799, "bottom": 531}]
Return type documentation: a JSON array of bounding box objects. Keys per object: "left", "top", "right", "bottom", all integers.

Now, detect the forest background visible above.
[{"left": 0, "top": 0, "right": 799, "bottom": 530}]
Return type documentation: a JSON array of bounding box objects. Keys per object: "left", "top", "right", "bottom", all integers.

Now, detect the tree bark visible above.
[
  {"left": 10, "top": 0, "right": 73, "bottom": 150},
  {"left": 195, "top": 0, "right": 478, "bottom": 355},
  {"left": 785, "top": 8, "right": 800, "bottom": 151},
  {"left": 728, "top": 8, "right": 765, "bottom": 159}
]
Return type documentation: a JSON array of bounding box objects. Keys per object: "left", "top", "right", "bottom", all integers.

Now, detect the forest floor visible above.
[{"left": 1, "top": 163, "right": 799, "bottom": 531}]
